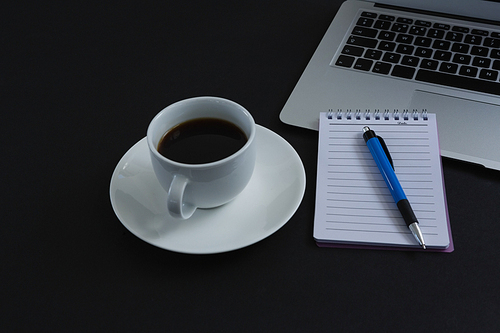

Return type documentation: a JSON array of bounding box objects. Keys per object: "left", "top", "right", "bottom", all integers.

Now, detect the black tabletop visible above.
[{"left": 3, "top": 1, "right": 500, "bottom": 332}]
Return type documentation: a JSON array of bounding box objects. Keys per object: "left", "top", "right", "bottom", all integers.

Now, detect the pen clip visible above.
[{"left": 377, "top": 136, "right": 394, "bottom": 170}]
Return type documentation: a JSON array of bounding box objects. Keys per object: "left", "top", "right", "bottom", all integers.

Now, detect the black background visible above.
[{"left": 2, "top": 1, "right": 500, "bottom": 332}]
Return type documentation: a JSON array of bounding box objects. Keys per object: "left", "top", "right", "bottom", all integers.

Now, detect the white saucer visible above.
[{"left": 109, "top": 125, "right": 306, "bottom": 254}]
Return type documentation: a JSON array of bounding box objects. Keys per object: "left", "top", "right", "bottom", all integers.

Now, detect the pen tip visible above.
[{"left": 409, "top": 222, "right": 426, "bottom": 250}]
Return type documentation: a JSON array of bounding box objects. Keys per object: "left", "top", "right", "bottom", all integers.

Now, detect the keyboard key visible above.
[
  {"left": 452, "top": 26, "right": 470, "bottom": 33},
  {"left": 364, "top": 49, "right": 382, "bottom": 60},
  {"left": 445, "top": 32, "right": 463, "bottom": 42},
  {"left": 427, "top": 28, "right": 445, "bottom": 39},
  {"left": 421, "top": 59, "right": 439, "bottom": 70},
  {"left": 493, "top": 60, "right": 500, "bottom": 70},
  {"left": 396, "top": 34, "right": 414, "bottom": 44},
  {"left": 491, "top": 49, "right": 500, "bottom": 59},
  {"left": 352, "top": 26, "right": 378, "bottom": 38},
  {"left": 415, "top": 47, "right": 433, "bottom": 58},
  {"left": 479, "top": 69, "right": 499, "bottom": 81},
  {"left": 347, "top": 35, "right": 378, "bottom": 48},
  {"left": 414, "top": 37, "right": 432, "bottom": 47},
  {"left": 415, "top": 20, "right": 432, "bottom": 27},
  {"left": 372, "top": 62, "right": 392, "bottom": 75},
  {"left": 391, "top": 23, "right": 409, "bottom": 33},
  {"left": 378, "top": 31, "right": 396, "bottom": 41},
  {"left": 492, "top": 32, "right": 500, "bottom": 38},
  {"left": 433, "top": 40, "right": 451, "bottom": 50},
  {"left": 473, "top": 57, "right": 491, "bottom": 68},
  {"left": 452, "top": 54, "right": 471, "bottom": 64},
  {"left": 459, "top": 66, "right": 478, "bottom": 77},
  {"left": 377, "top": 41, "right": 396, "bottom": 51},
  {"left": 391, "top": 65, "right": 415, "bottom": 79},
  {"left": 464, "top": 34, "right": 482, "bottom": 45},
  {"left": 378, "top": 15, "right": 395, "bottom": 21},
  {"left": 402, "top": 56, "right": 419, "bottom": 67},
  {"left": 433, "top": 23, "right": 450, "bottom": 30},
  {"left": 341, "top": 45, "right": 364, "bottom": 57},
  {"left": 471, "top": 46, "right": 489, "bottom": 56},
  {"left": 382, "top": 52, "right": 401, "bottom": 63},
  {"left": 484, "top": 37, "right": 500, "bottom": 48},
  {"left": 433, "top": 51, "right": 452, "bottom": 61},
  {"left": 471, "top": 29, "right": 489, "bottom": 36},
  {"left": 353, "top": 58, "right": 373, "bottom": 71},
  {"left": 397, "top": 17, "right": 413, "bottom": 24},
  {"left": 451, "top": 43, "right": 470, "bottom": 53},
  {"left": 361, "top": 12, "right": 378, "bottom": 18},
  {"left": 396, "top": 44, "right": 414, "bottom": 55},
  {"left": 439, "top": 62, "right": 458, "bottom": 74},
  {"left": 357, "top": 17, "right": 374, "bottom": 27},
  {"left": 336, "top": 55, "right": 355, "bottom": 68},
  {"left": 374, "top": 20, "right": 392, "bottom": 30},
  {"left": 416, "top": 69, "right": 500, "bottom": 96},
  {"left": 409, "top": 26, "right": 426, "bottom": 36}
]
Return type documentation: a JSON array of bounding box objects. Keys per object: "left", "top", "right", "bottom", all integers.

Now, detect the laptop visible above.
[{"left": 280, "top": 0, "right": 500, "bottom": 170}]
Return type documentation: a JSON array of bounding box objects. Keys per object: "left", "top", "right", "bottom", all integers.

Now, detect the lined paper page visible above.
[{"left": 313, "top": 112, "right": 450, "bottom": 249}]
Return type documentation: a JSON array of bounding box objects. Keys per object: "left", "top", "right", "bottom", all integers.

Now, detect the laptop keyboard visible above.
[{"left": 333, "top": 11, "right": 500, "bottom": 96}]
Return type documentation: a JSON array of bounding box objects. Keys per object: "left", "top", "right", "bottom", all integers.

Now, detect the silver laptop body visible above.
[{"left": 280, "top": 0, "right": 500, "bottom": 170}]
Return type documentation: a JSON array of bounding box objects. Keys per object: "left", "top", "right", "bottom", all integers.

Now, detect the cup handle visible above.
[{"left": 167, "top": 174, "right": 196, "bottom": 219}]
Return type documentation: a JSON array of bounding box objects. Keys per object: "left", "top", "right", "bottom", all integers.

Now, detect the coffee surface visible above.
[{"left": 157, "top": 118, "right": 247, "bottom": 164}]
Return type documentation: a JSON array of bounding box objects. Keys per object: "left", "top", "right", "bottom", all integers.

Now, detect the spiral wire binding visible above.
[{"left": 327, "top": 109, "right": 430, "bottom": 120}]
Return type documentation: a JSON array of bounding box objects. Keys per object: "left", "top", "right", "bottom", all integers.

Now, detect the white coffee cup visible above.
[{"left": 147, "top": 97, "right": 256, "bottom": 219}]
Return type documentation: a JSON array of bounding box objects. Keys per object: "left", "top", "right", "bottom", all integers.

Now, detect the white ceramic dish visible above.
[{"left": 109, "top": 125, "right": 306, "bottom": 254}]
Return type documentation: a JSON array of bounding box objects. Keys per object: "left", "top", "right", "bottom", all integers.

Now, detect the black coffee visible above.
[{"left": 157, "top": 118, "right": 248, "bottom": 164}]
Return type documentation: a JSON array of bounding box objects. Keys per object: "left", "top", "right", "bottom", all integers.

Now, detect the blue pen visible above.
[{"left": 362, "top": 126, "right": 426, "bottom": 249}]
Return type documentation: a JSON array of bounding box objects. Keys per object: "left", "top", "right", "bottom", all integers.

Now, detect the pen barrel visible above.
[{"left": 366, "top": 137, "right": 406, "bottom": 202}]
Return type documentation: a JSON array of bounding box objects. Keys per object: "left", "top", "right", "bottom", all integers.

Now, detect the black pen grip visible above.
[{"left": 397, "top": 199, "right": 418, "bottom": 227}]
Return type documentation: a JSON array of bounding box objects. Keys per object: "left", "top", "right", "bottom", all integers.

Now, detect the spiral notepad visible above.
[{"left": 313, "top": 110, "right": 453, "bottom": 251}]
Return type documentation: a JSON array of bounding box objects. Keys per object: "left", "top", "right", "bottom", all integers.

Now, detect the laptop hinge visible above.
[{"left": 374, "top": 3, "right": 500, "bottom": 27}]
